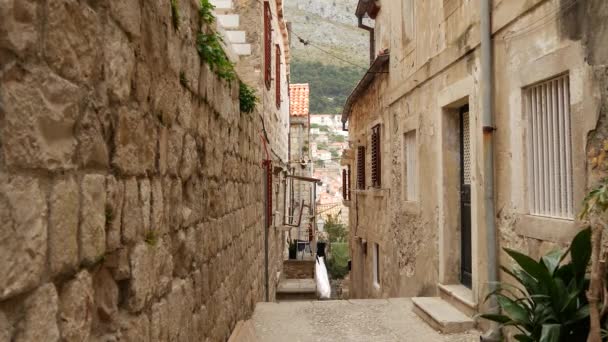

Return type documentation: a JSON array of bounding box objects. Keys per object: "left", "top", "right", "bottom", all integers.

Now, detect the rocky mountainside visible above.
[{"left": 284, "top": 0, "right": 368, "bottom": 67}]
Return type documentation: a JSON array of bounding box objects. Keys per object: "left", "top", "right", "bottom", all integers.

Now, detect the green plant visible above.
[
  {"left": 180, "top": 71, "right": 188, "bottom": 87},
  {"left": 480, "top": 228, "right": 592, "bottom": 342},
  {"left": 105, "top": 207, "right": 114, "bottom": 224},
  {"left": 199, "top": 0, "right": 216, "bottom": 24},
  {"left": 145, "top": 230, "right": 158, "bottom": 246},
  {"left": 325, "top": 213, "right": 347, "bottom": 243},
  {"left": 327, "top": 242, "right": 349, "bottom": 279},
  {"left": 196, "top": 32, "right": 236, "bottom": 81},
  {"left": 171, "top": 0, "right": 180, "bottom": 30},
  {"left": 239, "top": 81, "right": 258, "bottom": 113}
]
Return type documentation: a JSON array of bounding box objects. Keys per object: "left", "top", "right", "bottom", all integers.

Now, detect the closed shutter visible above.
[
  {"left": 526, "top": 74, "right": 573, "bottom": 218},
  {"left": 371, "top": 125, "right": 381, "bottom": 188},
  {"left": 347, "top": 165, "right": 352, "bottom": 200},
  {"left": 264, "top": 2, "right": 272, "bottom": 90},
  {"left": 342, "top": 169, "right": 347, "bottom": 199},
  {"left": 275, "top": 45, "right": 281, "bottom": 108},
  {"left": 357, "top": 146, "right": 365, "bottom": 190}
]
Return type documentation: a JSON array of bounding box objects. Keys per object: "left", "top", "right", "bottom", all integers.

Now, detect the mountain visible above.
[{"left": 284, "top": 0, "right": 369, "bottom": 114}]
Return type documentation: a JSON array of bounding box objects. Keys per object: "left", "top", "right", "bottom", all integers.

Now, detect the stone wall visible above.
[
  {"left": 283, "top": 260, "right": 315, "bottom": 279},
  {"left": 0, "top": 0, "right": 285, "bottom": 340}
]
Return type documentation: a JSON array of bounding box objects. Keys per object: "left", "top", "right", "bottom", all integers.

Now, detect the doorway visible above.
[{"left": 459, "top": 105, "right": 472, "bottom": 288}]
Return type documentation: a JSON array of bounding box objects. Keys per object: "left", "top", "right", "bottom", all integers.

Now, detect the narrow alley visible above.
[{"left": 1, "top": 0, "right": 608, "bottom": 341}]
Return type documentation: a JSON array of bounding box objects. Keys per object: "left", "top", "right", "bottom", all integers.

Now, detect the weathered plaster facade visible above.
[
  {"left": 0, "top": 0, "right": 290, "bottom": 340},
  {"left": 344, "top": 0, "right": 608, "bottom": 323}
]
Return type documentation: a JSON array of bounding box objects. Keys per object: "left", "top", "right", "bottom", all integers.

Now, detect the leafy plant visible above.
[
  {"left": 171, "top": 0, "right": 180, "bottom": 30},
  {"left": 327, "top": 242, "right": 349, "bottom": 279},
  {"left": 196, "top": 32, "right": 236, "bottom": 81},
  {"left": 480, "top": 228, "right": 592, "bottom": 342},
  {"left": 239, "top": 81, "right": 258, "bottom": 113},
  {"left": 325, "top": 213, "right": 347, "bottom": 243},
  {"left": 199, "top": 0, "right": 216, "bottom": 25},
  {"left": 145, "top": 230, "right": 158, "bottom": 246}
]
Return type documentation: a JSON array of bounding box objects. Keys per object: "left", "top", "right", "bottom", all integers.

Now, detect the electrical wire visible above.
[{"left": 502, "top": 0, "right": 579, "bottom": 41}]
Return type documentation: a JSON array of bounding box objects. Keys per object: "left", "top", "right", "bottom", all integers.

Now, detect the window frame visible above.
[
  {"left": 371, "top": 124, "right": 381, "bottom": 188},
  {"left": 403, "top": 130, "right": 418, "bottom": 201},
  {"left": 264, "top": 2, "right": 272, "bottom": 90},
  {"left": 275, "top": 44, "right": 281, "bottom": 108},
  {"left": 357, "top": 146, "right": 366, "bottom": 190},
  {"left": 372, "top": 243, "right": 380, "bottom": 288}
]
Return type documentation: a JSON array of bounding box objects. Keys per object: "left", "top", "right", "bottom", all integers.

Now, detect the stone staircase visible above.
[
  {"left": 412, "top": 284, "right": 476, "bottom": 334},
  {"left": 227, "top": 320, "right": 258, "bottom": 342},
  {"left": 276, "top": 278, "right": 317, "bottom": 301},
  {"left": 210, "top": 0, "right": 252, "bottom": 57}
]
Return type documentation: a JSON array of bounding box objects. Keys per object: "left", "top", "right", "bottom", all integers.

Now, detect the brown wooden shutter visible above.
[
  {"left": 275, "top": 44, "right": 281, "bottom": 108},
  {"left": 371, "top": 125, "right": 381, "bottom": 188},
  {"left": 357, "top": 146, "right": 365, "bottom": 190},
  {"left": 264, "top": 2, "right": 272, "bottom": 90}
]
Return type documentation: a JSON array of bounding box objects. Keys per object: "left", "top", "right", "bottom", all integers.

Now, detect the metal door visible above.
[{"left": 460, "top": 106, "right": 472, "bottom": 288}]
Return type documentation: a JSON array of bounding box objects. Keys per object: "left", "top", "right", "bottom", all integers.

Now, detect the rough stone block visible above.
[
  {"left": 118, "top": 311, "right": 150, "bottom": 342},
  {"left": 14, "top": 284, "right": 60, "bottom": 342},
  {"left": 45, "top": 0, "right": 101, "bottom": 85},
  {"left": 0, "top": 66, "right": 80, "bottom": 170},
  {"left": 139, "top": 178, "right": 151, "bottom": 234},
  {"left": 180, "top": 134, "right": 199, "bottom": 180},
  {"left": 0, "top": 175, "right": 47, "bottom": 300},
  {"left": 0, "top": 309, "right": 10, "bottom": 341},
  {"left": 122, "top": 178, "right": 142, "bottom": 243},
  {"left": 76, "top": 108, "right": 109, "bottom": 168},
  {"left": 104, "top": 248, "right": 130, "bottom": 281},
  {"left": 80, "top": 174, "right": 106, "bottom": 265},
  {"left": 105, "top": 176, "right": 124, "bottom": 252},
  {"left": 104, "top": 19, "right": 135, "bottom": 103},
  {"left": 113, "top": 108, "right": 157, "bottom": 175},
  {"left": 93, "top": 268, "right": 119, "bottom": 322},
  {"left": 151, "top": 178, "right": 166, "bottom": 234},
  {"left": 158, "top": 126, "right": 168, "bottom": 175},
  {"left": 109, "top": 0, "right": 141, "bottom": 39},
  {"left": 48, "top": 177, "right": 79, "bottom": 276},
  {"left": 128, "top": 241, "right": 173, "bottom": 312},
  {"left": 0, "top": 0, "right": 39, "bottom": 57},
  {"left": 59, "top": 271, "right": 94, "bottom": 342},
  {"left": 167, "top": 126, "right": 184, "bottom": 176}
]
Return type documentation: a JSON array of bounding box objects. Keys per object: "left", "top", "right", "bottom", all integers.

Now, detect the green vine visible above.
[
  {"left": 199, "top": 0, "right": 216, "bottom": 24},
  {"left": 239, "top": 81, "right": 258, "bottom": 113},
  {"left": 171, "top": 0, "right": 180, "bottom": 30},
  {"left": 196, "top": 32, "right": 236, "bottom": 81}
]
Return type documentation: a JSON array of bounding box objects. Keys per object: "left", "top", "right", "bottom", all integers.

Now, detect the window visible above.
[
  {"left": 372, "top": 243, "right": 380, "bottom": 288},
  {"left": 357, "top": 146, "right": 366, "bottom": 189},
  {"left": 275, "top": 44, "right": 281, "bottom": 108},
  {"left": 264, "top": 2, "right": 272, "bottom": 90},
  {"left": 342, "top": 169, "right": 347, "bottom": 200},
  {"left": 347, "top": 165, "right": 352, "bottom": 200},
  {"left": 371, "top": 125, "right": 381, "bottom": 188},
  {"left": 526, "top": 74, "right": 573, "bottom": 219},
  {"left": 404, "top": 130, "right": 417, "bottom": 201}
]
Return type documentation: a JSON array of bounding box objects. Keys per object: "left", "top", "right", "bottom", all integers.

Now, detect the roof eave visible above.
[{"left": 341, "top": 52, "right": 389, "bottom": 124}]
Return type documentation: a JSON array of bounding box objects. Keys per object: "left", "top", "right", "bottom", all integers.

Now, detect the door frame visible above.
[{"left": 459, "top": 105, "right": 473, "bottom": 288}]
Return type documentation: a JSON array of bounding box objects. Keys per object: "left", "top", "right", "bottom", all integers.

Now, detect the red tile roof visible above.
[{"left": 289, "top": 84, "right": 309, "bottom": 117}]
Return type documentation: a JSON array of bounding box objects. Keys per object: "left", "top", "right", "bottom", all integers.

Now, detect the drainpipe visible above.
[
  {"left": 357, "top": 15, "right": 375, "bottom": 66},
  {"left": 480, "top": 0, "right": 501, "bottom": 341}
]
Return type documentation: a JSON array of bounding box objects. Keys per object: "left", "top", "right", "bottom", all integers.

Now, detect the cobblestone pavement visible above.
[{"left": 252, "top": 298, "right": 479, "bottom": 342}]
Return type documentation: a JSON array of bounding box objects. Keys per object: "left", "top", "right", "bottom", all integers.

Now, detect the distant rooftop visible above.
[{"left": 289, "top": 84, "right": 310, "bottom": 117}]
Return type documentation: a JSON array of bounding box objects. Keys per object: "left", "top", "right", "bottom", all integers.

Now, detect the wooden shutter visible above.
[
  {"left": 347, "top": 165, "right": 352, "bottom": 200},
  {"left": 275, "top": 44, "right": 281, "bottom": 108},
  {"left": 357, "top": 146, "right": 365, "bottom": 190},
  {"left": 371, "top": 125, "right": 381, "bottom": 188},
  {"left": 264, "top": 2, "right": 272, "bottom": 90}
]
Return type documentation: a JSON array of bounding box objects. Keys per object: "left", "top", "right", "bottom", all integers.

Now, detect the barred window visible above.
[
  {"left": 371, "top": 125, "right": 381, "bottom": 188},
  {"left": 264, "top": 2, "right": 272, "bottom": 90},
  {"left": 526, "top": 74, "right": 573, "bottom": 219},
  {"left": 275, "top": 44, "right": 281, "bottom": 108},
  {"left": 357, "top": 146, "right": 366, "bottom": 190}
]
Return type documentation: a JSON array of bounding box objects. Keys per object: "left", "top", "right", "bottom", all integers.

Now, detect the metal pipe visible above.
[
  {"left": 263, "top": 162, "right": 270, "bottom": 302},
  {"left": 357, "top": 16, "right": 375, "bottom": 65},
  {"left": 480, "top": 0, "right": 501, "bottom": 340}
]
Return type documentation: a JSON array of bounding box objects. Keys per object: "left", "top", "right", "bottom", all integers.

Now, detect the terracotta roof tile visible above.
[{"left": 289, "top": 83, "right": 309, "bottom": 117}]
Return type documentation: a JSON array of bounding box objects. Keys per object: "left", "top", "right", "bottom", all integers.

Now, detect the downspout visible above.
[
  {"left": 480, "top": 0, "right": 501, "bottom": 340},
  {"left": 260, "top": 134, "right": 270, "bottom": 302},
  {"left": 357, "top": 15, "right": 375, "bottom": 66}
]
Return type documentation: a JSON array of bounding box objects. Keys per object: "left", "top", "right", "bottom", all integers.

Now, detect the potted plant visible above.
[{"left": 288, "top": 239, "right": 297, "bottom": 260}]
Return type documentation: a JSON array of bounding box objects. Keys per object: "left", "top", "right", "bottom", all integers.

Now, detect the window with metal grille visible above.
[
  {"left": 404, "top": 130, "right": 417, "bottom": 201},
  {"left": 357, "top": 146, "right": 365, "bottom": 190},
  {"left": 275, "top": 44, "right": 281, "bottom": 108},
  {"left": 371, "top": 125, "right": 381, "bottom": 188},
  {"left": 525, "top": 74, "right": 573, "bottom": 219},
  {"left": 342, "top": 169, "right": 347, "bottom": 200},
  {"left": 264, "top": 2, "right": 272, "bottom": 90}
]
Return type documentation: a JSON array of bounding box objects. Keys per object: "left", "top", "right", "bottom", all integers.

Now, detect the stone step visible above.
[
  {"left": 412, "top": 297, "right": 476, "bottom": 334},
  {"left": 217, "top": 14, "right": 240, "bottom": 29},
  {"left": 438, "top": 283, "right": 478, "bottom": 317},
  {"left": 276, "top": 278, "right": 317, "bottom": 301},
  {"left": 228, "top": 320, "right": 258, "bottom": 342}
]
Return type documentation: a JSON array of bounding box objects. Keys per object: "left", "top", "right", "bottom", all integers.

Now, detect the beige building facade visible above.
[{"left": 343, "top": 0, "right": 608, "bottom": 326}]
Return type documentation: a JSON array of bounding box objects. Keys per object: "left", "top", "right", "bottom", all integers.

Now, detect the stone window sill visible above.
[{"left": 515, "top": 214, "right": 583, "bottom": 244}]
